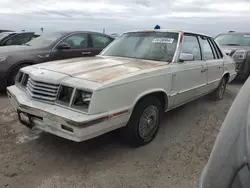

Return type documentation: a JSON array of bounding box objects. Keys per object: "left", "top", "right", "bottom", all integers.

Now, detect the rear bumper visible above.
[{"left": 7, "top": 85, "right": 130, "bottom": 142}]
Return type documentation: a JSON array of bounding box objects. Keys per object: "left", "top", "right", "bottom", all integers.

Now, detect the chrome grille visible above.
[{"left": 26, "top": 78, "right": 59, "bottom": 103}]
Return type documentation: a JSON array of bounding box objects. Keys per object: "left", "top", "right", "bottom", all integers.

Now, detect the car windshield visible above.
[
  {"left": 101, "top": 32, "right": 179, "bottom": 62},
  {"left": 215, "top": 34, "right": 250, "bottom": 46},
  {"left": 25, "top": 32, "right": 65, "bottom": 48},
  {"left": 0, "top": 32, "right": 12, "bottom": 41}
]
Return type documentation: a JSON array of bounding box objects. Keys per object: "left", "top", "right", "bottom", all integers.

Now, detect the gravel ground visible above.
[{"left": 0, "top": 83, "right": 242, "bottom": 188}]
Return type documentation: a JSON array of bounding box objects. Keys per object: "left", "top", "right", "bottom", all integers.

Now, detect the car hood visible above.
[
  {"left": 220, "top": 45, "right": 250, "bottom": 56},
  {"left": 33, "top": 56, "right": 166, "bottom": 83}
]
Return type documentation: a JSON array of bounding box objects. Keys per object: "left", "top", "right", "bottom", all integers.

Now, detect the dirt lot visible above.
[{"left": 0, "top": 83, "right": 243, "bottom": 188}]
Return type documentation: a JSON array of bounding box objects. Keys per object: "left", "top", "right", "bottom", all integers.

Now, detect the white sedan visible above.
[{"left": 7, "top": 29, "right": 236, "bottom": 147}]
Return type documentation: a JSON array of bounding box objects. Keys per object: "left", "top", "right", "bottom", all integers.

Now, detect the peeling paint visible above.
[{"left": 34, "top": 56, "right": 166, "bottom": 83}]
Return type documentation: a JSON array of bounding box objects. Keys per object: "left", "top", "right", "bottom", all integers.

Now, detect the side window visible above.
[
  {"left": 5, "top": 33, "right": 33, "bottom": 45},
  {"left": 210, "top": 39, "right": 223, "bottom": 58},
  {"left": 207, "top": 38, "right": 218, "bottom": 59},
  {"left": 181, "top": 35, "right": 201, "bottom": 60},
  {"left": 91, "top": 34, "right": 111, "bottom": 48},
  {"left": 198, "top": 36, "right": 215, "bottom": 60},
  {"left": 62, "top": 33, "right": 88, "bottom": 49}
]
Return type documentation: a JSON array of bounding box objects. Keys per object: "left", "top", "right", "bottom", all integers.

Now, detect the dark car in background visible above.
[
  {"left": 215, "top": 32, "right": 250, "bottom": 80},
  {"left": 0, "top": 32, "right": 39, "bottom": 46},
  {"left": 0, "top": 31, "right": 114, "bottom": 89}
]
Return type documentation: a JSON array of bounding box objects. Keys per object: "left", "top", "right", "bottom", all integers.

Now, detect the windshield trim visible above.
[{"left": 100, "top": 31, "right": 181, "bottom": 63}]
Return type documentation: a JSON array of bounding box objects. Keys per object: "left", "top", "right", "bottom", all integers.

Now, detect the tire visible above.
[
  {"left": 121, "top": 96, "right": 163, "bottom": 147},
  {"left": 211, "top": 77, "right": 227, "bottom": 100},
  {"left": 7, "top": 64, "right": 30, "bottom": 87}
]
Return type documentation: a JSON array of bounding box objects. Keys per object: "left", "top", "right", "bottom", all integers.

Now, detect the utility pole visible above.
[{"left": 103, "top": 28, "right": 105, "bottom": 34}]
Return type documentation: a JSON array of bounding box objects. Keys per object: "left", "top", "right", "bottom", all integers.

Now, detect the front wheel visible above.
[
  {"left": 121, "top": 96, "right": 162, "bottom": 147},
  {"left": 211, "top": 77, "right": 227, "bottom": 100}
]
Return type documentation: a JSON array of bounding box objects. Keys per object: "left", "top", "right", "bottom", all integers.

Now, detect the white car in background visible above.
[{"left": 7, "top": 29, "right": 236, "bottom": 147}]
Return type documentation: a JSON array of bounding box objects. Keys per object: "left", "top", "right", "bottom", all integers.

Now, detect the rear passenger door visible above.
[
  {"left": 89, "top": 34, "right": 113, "bottom": 55},
  {"left": 198, "top": 36, "right": 224, "bottom": 91}
]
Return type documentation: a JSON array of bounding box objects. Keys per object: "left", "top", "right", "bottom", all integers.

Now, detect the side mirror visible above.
[
  {"left": 179, "top": 53, "right": 194, "bottom": 62},
  {"left": 56, "top": 43, "right": 71, "bottom": 50}
]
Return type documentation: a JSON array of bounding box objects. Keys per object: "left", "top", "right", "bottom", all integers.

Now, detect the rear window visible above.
[{"left": 101, "top": 32, "right": 179, "bottom": 62}]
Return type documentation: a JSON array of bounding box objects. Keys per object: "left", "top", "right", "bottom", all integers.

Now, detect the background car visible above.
[
  {"left": 0, "top": 29, "right": 13, "bottom": 33},
  {"left": 197, "top": 77, "right": 250, "bottom": 188},
  {"left": 0, "top": 32, "right": 39, "bottom": 46},
  {"left": 215, "top": 32, "right": 250, "bottom": 80},
  {"left": 0, "top": 31, "right": 114, "bottom": 89}
]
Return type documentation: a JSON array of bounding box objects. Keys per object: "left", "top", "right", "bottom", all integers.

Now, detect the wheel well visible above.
[
  {"left": 224, "top": 73, "right": 230, "bottom": 84},
  {"left": 6, "top": 62, "right": 33, "bottom": 85},
  {"left": 135, "top": 91, "right": 168, "bottom": 112}
]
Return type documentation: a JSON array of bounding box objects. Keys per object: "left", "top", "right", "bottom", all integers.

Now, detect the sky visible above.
[{"left": 0, "top": 0, "right": 250, "bottom": 36}]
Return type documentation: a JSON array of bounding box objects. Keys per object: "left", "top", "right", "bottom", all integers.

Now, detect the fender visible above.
[
  {"left": 131, "top": 88, "right": 169, "bottom": 113},
  {"left": 222, "top": 71, "right": 230, "bottom": 83}
]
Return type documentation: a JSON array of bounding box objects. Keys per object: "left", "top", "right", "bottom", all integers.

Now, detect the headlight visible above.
[
  {"left": 15, "top": 71, "right": 29, "bottom": 87},
  {"left": 0, "top": 56, "right": 7, "bottom": 62},
  {"left": 232, "top": 50, "right": 247, "bottom": 61},
  {"left": 57, "top": 86, "right": 74, "bottom": 104},
  {"left": 72, "top": 90, "right": 92, "bottom": 111},
  {"left": 15, "top": 71, "right": 24, "bottom": 84}
]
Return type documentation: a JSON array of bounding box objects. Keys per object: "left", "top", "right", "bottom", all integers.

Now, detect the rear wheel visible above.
[
  {"left": 7, "top": 64, "right": 30, "bottom": 87},
  {"left": 211, "top": 77, "right": 227, "bottom": 100},
  {"left": 121, "top": 96, "right": 162, "bottom": 147}
]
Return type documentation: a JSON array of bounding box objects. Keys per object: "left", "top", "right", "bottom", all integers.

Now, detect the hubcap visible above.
[{"left": 138, "top": 105, "right": 159, "bottom": 140}]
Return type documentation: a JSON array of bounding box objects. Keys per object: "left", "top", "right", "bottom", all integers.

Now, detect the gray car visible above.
[
  {"left": 197, "top": 77, "right": 250, "bottom": 188},
  {"left": 0, "top": 31, "right": 114, "bottom": 90},
  {"left": 215, "top": 32, "right": 250, "bottom": 80}
]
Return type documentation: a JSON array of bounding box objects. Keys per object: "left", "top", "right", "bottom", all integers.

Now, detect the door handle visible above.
[{"left": 82, "top": 52, "right": 91, "bottom": 55}]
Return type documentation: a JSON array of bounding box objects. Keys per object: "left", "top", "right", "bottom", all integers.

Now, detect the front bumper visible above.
[
  {"left": 235, "top": 58, "right": 250, "bottom": 79},
  {"left": 7, "top": 85, "right": 129, "bottom": 142}
]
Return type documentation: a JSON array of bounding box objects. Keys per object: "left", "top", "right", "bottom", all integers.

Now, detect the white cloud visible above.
[{"left": 0, "top": 0, "right": 250, "bottom": 35}]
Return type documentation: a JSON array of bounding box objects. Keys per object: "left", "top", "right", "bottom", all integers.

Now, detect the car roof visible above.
[
  {"left": 123, "top": 29, "right": 212, "bottom": 38},
  {"left": 218, "top": 32, "right": 250, "bottom": 35},
  {"left": 0, "top": 29, "right": 13, "bottom": 33},
  {"left": 54, "top": 31, "right": 114, "bottom": 38},
  {"left": 1, "top": 31, "right": 35, "bottom": 35}
]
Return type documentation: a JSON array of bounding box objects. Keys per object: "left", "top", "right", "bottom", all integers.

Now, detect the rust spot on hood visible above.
[
  {"left": 77, "top": 65, "right": 140, "bottom": 83},
  {"left": 35, "top": 56, "right": 166, "bottom": 83}
]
